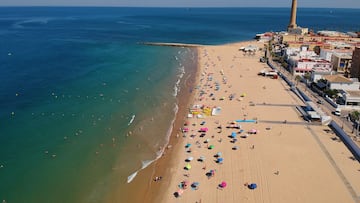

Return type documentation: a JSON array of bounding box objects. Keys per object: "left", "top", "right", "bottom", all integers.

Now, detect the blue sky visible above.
[{"left": 0, "top": 0, "right": 360, "bottom": 8}]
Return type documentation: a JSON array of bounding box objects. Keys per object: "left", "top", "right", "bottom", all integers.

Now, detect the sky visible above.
[{"left": 0, "top": 0, "right": 360, "bottom": 8}]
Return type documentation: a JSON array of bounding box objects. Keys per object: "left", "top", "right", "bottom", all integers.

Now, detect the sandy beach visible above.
[{"left": 146, "top": 41, "right": 360, "bottom": 203}]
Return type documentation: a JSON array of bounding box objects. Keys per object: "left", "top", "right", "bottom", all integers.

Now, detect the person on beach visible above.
[{"left": 154, "top": 176, "right": 163, "bottom": 181}]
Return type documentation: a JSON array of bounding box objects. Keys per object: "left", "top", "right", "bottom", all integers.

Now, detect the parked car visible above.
[{"left": 334, "top": 108, "right": 341, "bottom": 116}]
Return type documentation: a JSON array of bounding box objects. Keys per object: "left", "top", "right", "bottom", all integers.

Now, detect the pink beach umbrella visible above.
[
  {"left": 249, "top": 129, "right": 257, "bottom": 134},
  {"left": 220, "top": 181, "right": 227, "bottom": 188},
  {"left": 177, "top": 189, "right": 184, "bottom": 196}
]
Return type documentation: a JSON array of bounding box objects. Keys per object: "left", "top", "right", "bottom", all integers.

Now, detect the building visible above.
[
  {"left": 285, "top": 47, "right": 332, "bottom": 75},
  {"left": 350, "top": 47, "right": 360, "bottom": 80},
  {"left": 320, "top": 48, "right": 353, "bottom": 61},
  {"left": 323, "top": 75, "right": 359, "bottom": 91},
  {"left": 338, "top": 90, "right": 360, "bottom": 108},
  {"left": 331, "top": 52, "right": 352, "bottom": 75},
  {"left": 310, "top": 70, "right": 335, "bottom": 83}
]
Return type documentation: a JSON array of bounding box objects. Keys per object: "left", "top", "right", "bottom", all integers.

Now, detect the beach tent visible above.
[
  {"left": 248, "top": 183, "right": 257, "bottom": 190},
  {"left": 211, "top": 107, "right": 222, "bottom": 116}
]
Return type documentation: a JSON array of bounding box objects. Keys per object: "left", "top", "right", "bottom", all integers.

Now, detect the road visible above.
[{"left": 270, "top": 60, "right": 360, "bottom": 146}]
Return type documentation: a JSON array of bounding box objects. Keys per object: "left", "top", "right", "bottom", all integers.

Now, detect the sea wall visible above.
[{"left": 329, "top": 121, "right": 360, "bottom": 163}]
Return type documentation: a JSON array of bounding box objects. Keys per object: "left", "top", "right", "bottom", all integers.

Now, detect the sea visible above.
[{"left": 0, "top": 7, "right": 359, "bottom": 203}]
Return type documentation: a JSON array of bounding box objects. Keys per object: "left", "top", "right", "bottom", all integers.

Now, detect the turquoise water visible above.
[{"left": 0, "top": 7, "right": 359, "bottom": 203}]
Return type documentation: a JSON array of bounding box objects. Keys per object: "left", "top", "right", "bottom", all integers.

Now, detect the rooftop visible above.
[
  {"left": 323, "top": 75, "right": 353, "bottom": 83},
  {"left": 346, "top": 90, "right": 360, "bottom": 98}
]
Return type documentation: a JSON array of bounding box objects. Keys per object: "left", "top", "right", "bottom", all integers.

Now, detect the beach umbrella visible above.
[
  {"left": 231, "top": 132, "right": 237, "bottom": 138},
  {"left": 248, "top": 183, "right": 257, "bottom": 190},
  {"left": 249, "top": 129, "right": 257, "bottom": 134},
  {"left": 185, "top": 143, "right": 191, "bottom": 148},
  {"left": 198, "top": 156, "right": 205, "bottom": 162},
  {"left": 232, "top": 146, "right": 239, "bottom": 150},
  {"left": 191, "top": 182, "right": 200, "bottom": 190},
  {"left": 183, "top": 128, "right": 189, "bottom": 133},
  {"left": 215, "top": 152, "right": 222, "bottom": 157},
  {"left": 177, "top": 189, "right": 184, "bottom": 196},
  {"left": 220, "top": 181, "right": 227, "bottom": 188},
  {"left": 186, "top": 156, "right": 194, "bottom": 162},
  {"left": 208, "top": 145, "right": 214, "bottom": 149},
  {"left": 185, "top": 163, "right": 191, "bottom": 170},
  {"left": 217, "top": 157, "right": 223, "bottom": 163}
]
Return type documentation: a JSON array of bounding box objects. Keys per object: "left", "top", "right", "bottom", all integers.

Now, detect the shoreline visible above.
[
  {"left": 145, "top": 46, "right": 200, "bottom": 202},
  {"left": 146, "top": 40, "right": 360, "bottom": 203}
]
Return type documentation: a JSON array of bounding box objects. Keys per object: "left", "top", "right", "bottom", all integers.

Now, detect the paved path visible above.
[
  {"left": 306, "top": 126, "right": 360, "bottom": 203},
  {"left": 258, "top": 120, "right": 321, "bottom": 126}
]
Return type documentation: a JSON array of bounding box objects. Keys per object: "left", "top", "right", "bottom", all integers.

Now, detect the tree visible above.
[
  {"left": 304, "top": 72, "right": 311, "bottom": 80},
  {"left": 349, "top": 111, "right": 360, "bottom": 121},
  {"left": 324, "top": 89, "right": 338, "bottom": 98},
  {"left": 313, "top": 46, "right": 321, "bottom": 55},
  {"left": 295, "top": 75, "right": 302, "bottom": 85}
]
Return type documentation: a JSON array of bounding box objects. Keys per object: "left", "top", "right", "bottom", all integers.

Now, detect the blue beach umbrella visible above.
[
  {"left": 231, "top": 132, "right": 237, "bottom": 138},
  {"left": 248, "top": 183, "right": 257, "bottom": 190}
]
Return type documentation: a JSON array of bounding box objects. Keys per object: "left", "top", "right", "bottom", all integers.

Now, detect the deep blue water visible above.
[{"left": 0, "top": 7, "right": 359, "bottom": 203}]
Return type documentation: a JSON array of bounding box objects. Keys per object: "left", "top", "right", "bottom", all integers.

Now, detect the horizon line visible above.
[{"left": 0, "top": 5, "right": 359, "bottom": 9}]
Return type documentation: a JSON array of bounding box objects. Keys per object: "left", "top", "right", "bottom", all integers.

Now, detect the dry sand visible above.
[{"left": 150, "top": 41, "right": 360, "bottom": 203}]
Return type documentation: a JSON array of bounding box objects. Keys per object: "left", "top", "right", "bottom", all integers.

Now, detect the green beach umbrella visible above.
[{"left": 209, "top": 145, "right": 214, "bottom": 149}]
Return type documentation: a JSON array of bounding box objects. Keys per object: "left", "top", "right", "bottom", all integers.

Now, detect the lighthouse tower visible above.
[{"left": 288, "top": 0, "right": 297, "bottom": 30}]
